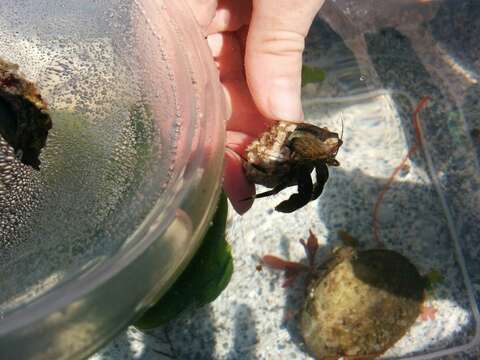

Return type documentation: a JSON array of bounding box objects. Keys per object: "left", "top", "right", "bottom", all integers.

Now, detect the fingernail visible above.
[{"left": 268, "top": 78, "right": 303, "bottom": 121}]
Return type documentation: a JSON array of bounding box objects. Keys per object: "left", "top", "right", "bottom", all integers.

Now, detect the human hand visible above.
[{"left": 187, "top": 0, "right": 325, "bottom": 214}]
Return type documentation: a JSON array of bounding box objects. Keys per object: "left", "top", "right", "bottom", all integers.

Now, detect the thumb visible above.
[{"left": 245, "top": 0, "right": 325, "bottom": 122}]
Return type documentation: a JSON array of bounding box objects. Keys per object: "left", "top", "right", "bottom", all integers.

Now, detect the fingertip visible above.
[
  {"left": 244, "top": 0, "right": 325, "bottom": 122},
  {"left": 226, "top": 130, "right": 255, "bottom": 156},
  {"left": 244, "top": 31, "right": 305, "bottom": 122},
  {"left": 206, "top": 0, "right": 251, "bottom": 34},
  {"left": 223, "top": 148, "right": 255, "bottom": 215},
  {"left": 266, "top": 77, "right": 304, "bottom": 122},
  {"left": 222, "top": 79, "right": 273, "bottom": 136},
  {"left": 229, "top": 195, "right": 254, "bottom": 215},
  {"left": 185, "top": 0, "right": 218, "bottom": 32}
]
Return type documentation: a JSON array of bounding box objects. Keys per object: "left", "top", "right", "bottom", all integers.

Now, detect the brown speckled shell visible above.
[{"left": 243, "top": 121, "right": 297, "bottom": 188}]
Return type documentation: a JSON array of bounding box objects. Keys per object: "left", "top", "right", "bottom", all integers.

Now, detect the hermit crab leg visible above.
[
  {"left": 311, "top": 162, "right": 329, "bottom": 200},
  {"left": 252, "top": 182, "right": 290, "bottom": 199},
  {"left": 275, "top": 167, "right": 313, "bottom": 213}
]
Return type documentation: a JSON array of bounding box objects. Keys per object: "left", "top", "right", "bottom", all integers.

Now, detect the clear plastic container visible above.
[
  {"left": 303, "top": 4, "right": 480, "bottom": 357},
  {"left": 0, "top": 1, "right": 226, "bottom": 359},
  {"left": 135, "top": 1, "right": 480, "bottom": 359}
]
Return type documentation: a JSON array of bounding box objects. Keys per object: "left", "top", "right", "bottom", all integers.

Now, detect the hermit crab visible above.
[
  {"left": 261, "top": 230, "right": 434, "bottom": 360},
  {"left": 243, "top": 121, "right": 342, "bottom": 213},
  {"left": 0, "top": 57, "right": 52, "bottom": 169}
]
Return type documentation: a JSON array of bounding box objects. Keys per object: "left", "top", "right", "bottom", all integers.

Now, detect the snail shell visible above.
[{"left": 300, "top": 247, "right": 426, "bottom": 359}]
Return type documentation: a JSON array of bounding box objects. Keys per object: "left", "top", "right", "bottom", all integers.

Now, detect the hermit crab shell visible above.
[
  {"left": 300, "top": 247, "right": 426, "bottom": 359},
  {"left": 0, "top": 57, "right": 52, "bottom": 169},
  {"left": 243, "top": 121, "right": 297, "bottom": 188}
]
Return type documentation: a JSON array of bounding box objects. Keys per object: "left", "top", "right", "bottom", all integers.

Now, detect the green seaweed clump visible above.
[{"left": 135, "top": 192, "right": 233, "bottom": 329}]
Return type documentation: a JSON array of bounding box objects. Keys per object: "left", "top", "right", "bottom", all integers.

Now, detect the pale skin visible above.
[{"left": 186, "top": 0, "right": 326, "bottom": 214}]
